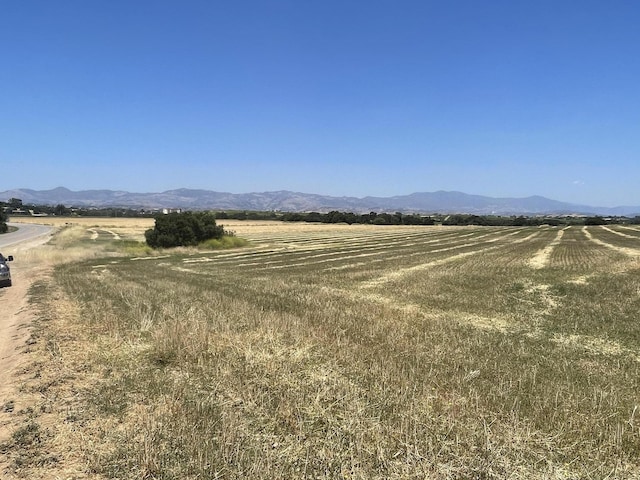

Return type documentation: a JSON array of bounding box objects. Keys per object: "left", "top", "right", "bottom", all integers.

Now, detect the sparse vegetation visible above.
[
  {"left": 7, "top": 220, "right": 640, "bottom": 478},
  {"left": 199, "top": 234, "right": 249, "bottom": 250}
]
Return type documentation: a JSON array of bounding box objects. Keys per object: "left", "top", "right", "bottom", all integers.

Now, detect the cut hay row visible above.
[
  {"left": 551, "top": 241, "right": 626, "bottom": 271},
  {"left": 360, "top": 229, "right": 530, "bottom": 288},
  {"left": 601, "top": 225, "right": 640, "bottom": 239},
  {"left": 236, "top": 225, "right": 437, "bottom": 243},
  {"left": 618, "top": 225, "right": 640, "bottom": 235},
  {"left": 185, "top": 227, "right": 490, "bottom": 262},
  {"left": 534, "top": 227, "right": 628, "bottom": 271},
  {"left": 188, "top": 228, "right": 456, "bottom": 263},
  {"left": 254, "top": 230, "right": 505, "bottom": 269},
  {"left": 433, "top": 230, "right": 557, "bottom": 272},
  {"left": 190, "top": 228, "right": 527, "bottom": 273},
  {"left": 528, "top": 226, "right": 569, "bottom": 269},
  {"left": 237, "top": 228, "right": 470, "bottom": 253},
  {"left": 582, "top": 226, "right": 640, "bottom": 257}
]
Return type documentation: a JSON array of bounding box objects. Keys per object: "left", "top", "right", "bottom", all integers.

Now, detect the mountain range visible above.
[{"left": 1, "top": 187, "right": 639, "bottom": 216}]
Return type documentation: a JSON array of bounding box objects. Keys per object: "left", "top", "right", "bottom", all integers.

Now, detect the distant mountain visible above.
[{"left": 1, "top": 187, "right": 639, "bottom": 216}]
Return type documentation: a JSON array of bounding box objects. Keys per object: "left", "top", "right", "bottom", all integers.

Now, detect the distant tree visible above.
[
  {"left": 0, "top": 209, "right": 7, "bottom": 233},
  {"left": 511, "top": 216, "right": 529, "bottom": 226},
  {"left": 443, "top": 214, "right": 467, "bottom": 226},
  {"left": 325, "top": 211, "right": 347, "bottom": 223},
  {"left": 584, "top": 216, "right": 606, "bottom": 226},
  {"left": 54, "top": 204, "right": 70, "bottom": 216},
  {"left": 343, "top": 212, "right": 358, "bottom": 225},
  {"left": 306, "top": 212, "right": 323, "bottom": 223},
  {"left": 281, "top": 212, "right": 304, "bottom": 222},
  {"left": 145, "top": 212, "right": 225, "bottom": 249},
  {"left": 371, "top": 215, "right": 389, "bottom": 225},
  {"left": 376, "top": 213, "right": 398, "bottom": 225},
  {"left": 413, "top": 215, "right": 435, "bottom": 225}
]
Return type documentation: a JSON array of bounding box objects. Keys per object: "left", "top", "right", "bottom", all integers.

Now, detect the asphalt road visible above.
[{"left": 0, "top": 223, "right": 53, "bottom": 250}]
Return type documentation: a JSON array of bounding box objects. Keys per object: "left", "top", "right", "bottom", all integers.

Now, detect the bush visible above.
[
  {"left": 199, "top": 236, "right": 249, "bottom": 250},
  {"left": 584, "top": 216, "right": 606, "bottom": 226},
  {"left": 145, "top": 212, "right": 225, "bottom": 249}
]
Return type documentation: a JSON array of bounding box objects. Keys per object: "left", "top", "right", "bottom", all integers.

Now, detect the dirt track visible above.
[{"left": 0, "top": 228, "right": 53, "bottom": 448}]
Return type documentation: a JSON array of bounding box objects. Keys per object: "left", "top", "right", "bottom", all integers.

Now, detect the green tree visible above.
[
  {"left": 54, "top": 204, "right": 70, "bottom": 216},
  {"left": 145, "top": 212, "right": 225, "bottom": 249},
  {"left": 584, "top": 216, "right": 606, "bottom": 226},
  {"left": 371, "top": 215, "right": 388, "bottom": 225},
  {"left": 325, "top": 211, "right": 347, "bottom": 223},
  {"left": 0, "top": 209, "right": 7, "bottom": 233}
]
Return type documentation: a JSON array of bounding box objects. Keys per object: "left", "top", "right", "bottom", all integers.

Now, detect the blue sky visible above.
[{"left": 1, "top": 1, "right": 639, "bottom": 207}]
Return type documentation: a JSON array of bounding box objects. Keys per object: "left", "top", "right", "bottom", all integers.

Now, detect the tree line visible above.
[
  {"left": 214, "top": 210, "right": 639, "bottom": 227},
  {"left": 213, "top": 210, "right": 434, "bottom": 224},
  {"left": 2, "top": 198, "right": 640, "bottom": 228},
  {"left": 280, "top": 211, "right": 436, "bottom": 225}
]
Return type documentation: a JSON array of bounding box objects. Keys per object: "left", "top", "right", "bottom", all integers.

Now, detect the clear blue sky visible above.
[{"left": 1, "top": 1, "right": 639, "bottom": 207}]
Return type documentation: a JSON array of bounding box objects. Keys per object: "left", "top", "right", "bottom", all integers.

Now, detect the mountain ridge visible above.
[{"left": 1, "top": 187, "right": 639, "bottom": 216}]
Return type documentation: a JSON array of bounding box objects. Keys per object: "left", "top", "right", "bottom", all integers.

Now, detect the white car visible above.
[{"left": 0, "top": 254, "right": 13, "bottom": 288}]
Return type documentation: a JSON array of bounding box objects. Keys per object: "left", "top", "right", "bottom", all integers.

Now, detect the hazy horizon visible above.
[
  {"left": 4, "top": 185, "right": 640, "bottom": 210},
  {"left": 2, "top": 2, "right": 639, "bottom": 208}
]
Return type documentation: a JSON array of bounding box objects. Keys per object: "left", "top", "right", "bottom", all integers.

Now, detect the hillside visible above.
[{"left": 1, "top": 187, "right": 639, "bottom": 216}]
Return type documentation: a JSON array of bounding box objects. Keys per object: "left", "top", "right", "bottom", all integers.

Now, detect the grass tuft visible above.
[{"left": 199, "top": 235, "right": 249, "bottom": 250}]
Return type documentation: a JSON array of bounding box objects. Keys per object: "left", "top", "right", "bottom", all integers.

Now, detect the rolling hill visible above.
[{"left": 1, "top": 187, "right": 638, "bottom": 216}]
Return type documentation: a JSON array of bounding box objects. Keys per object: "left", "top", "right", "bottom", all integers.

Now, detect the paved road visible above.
[{"left": 0, "top": 223, "right": 53, "bottom": 250}]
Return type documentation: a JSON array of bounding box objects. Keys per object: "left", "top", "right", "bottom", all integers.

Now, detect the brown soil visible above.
[
  {"left": 0, "top": 234, "right": 55, "bottom": 476},
  {"left": 0, "top": 266, "right": 41, "bottom": 432}
]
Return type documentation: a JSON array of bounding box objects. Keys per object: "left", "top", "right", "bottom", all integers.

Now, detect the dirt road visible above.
[{"left": 0, "top": 224, "right": 53, "bottom": 444}]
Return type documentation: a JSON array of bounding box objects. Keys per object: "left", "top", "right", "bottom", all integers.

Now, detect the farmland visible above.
[{"left": 4, "top": 219, "right": 640, "bottom": 479}]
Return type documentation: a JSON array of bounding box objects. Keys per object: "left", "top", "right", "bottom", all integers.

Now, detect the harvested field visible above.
[{"left": 3, "top": 220, "right": 640, "bottom": 479}]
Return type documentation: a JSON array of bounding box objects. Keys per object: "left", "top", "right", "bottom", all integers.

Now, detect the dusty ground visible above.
[
  {"left": 0, "top": 232, "right": 55, "bottom": 476},
  {"left": 0, "top": 265, "right": 39, "bottom": 435}
]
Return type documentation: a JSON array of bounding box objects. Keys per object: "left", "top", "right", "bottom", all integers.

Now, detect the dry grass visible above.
[{"left": 6, "top": 220, "right": 640, "bottom": 478}]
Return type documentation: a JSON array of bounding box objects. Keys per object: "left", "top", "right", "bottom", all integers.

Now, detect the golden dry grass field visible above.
[{"left": 3, "top": 218, "right": 640, "bottom": 479}]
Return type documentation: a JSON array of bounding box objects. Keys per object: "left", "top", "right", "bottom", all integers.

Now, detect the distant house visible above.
[{"left": 9, "top": 208, "right": 30, "bottom": 215}]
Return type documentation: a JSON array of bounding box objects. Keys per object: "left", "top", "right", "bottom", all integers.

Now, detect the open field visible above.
[{"left": 3, "top": 219, "right": 640, "bottom": 478}]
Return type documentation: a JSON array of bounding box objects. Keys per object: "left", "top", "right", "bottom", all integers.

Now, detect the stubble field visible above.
[{"left": 5, "top": 219, "right": 640, "bottom": 479}]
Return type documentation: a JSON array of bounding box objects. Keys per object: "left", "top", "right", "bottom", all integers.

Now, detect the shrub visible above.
[
  {"left": 199, "top": 235, "right": 249, "bottom": 250},
  {"left": 145, "top": 212, "right": 224, "bottom": 249}
]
